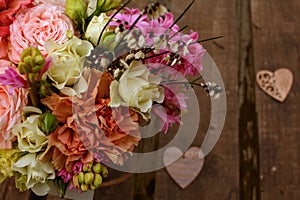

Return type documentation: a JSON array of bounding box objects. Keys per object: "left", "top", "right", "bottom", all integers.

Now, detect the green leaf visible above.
[
  {"left": 53, "top": 177, "right": 68, "bottom": 198},
  {"left": 39, "top": 113, "right": 59, "bottom": 135}
]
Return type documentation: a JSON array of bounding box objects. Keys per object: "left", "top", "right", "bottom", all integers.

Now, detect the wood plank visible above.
[
  {"left": 154, "top": 0, "right": 240, "bottom": 199},
  {"left": 237, "top": 0, "right": 261, "bottom": 199},
  {"left": 252, "top": 0, "right": 300, "bottom": 199},
  {"left": 0, "top": 178, "right": 32, "bottom": 200}
]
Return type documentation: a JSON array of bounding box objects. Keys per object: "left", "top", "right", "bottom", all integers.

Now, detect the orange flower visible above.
[
  {"left": 97, "top": 72, "right": 113, "bottom": 99},
  {"left": 40, "top": 125, "right": 93, "bottom": 172},
  {"left": 41, "top": 68, "right": 141, "bottom": 166}
]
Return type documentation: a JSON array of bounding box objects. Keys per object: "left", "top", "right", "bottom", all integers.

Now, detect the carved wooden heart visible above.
[
  {"left": 256, "top": 68, "right": 293, "bottom": 102},
  {"left": 163, "top": 147, "right": 204, "bottom": 189}
]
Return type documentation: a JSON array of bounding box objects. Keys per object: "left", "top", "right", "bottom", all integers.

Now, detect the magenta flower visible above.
[
  {"left": 0, "top": 67, "right": 27, "bottom": 94},
  {"left": 110, "top": 7, "right": 149, "bottom": 30},
  {"left": 142, "top": 12, "right": 179, "bottom": 43},
  {"left": 174, "top": 31, "right": 206, "bottom": 75},
  {"left": 72, "top": 161, "right": 83, "bottom": 174},
  {"left": 57, "top": 168, "right": 72, "bottom": 183},
  {"left": 152, "top": 86, "right": 189, "bottom": 133}
]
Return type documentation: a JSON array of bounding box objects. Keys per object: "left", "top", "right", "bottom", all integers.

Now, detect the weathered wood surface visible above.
[
  {"left": 252, "top": 0, "right": 300, "bottom": 199},
  {"left": 1, "top": 0, "right": 299, "bottom": 199}
]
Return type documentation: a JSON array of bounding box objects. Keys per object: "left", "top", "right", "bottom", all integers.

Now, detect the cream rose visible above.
[
  {"left": 12, "top": 107, "right": 48, "bottom": 153},
  {"left": 45, "top": 37, "right": 93, "bottom": 96},
  {"left": 85, "top": 13, "right": 110, "bottom": 46},
  {"left": 109, "top": 60, "right": 164, "bottom": 115},
  {"left": 13, "top": 153, "right": 55, "bottom": 196},
  {"left": 0, "top": 60, "right": 27, "bottom": 149}
]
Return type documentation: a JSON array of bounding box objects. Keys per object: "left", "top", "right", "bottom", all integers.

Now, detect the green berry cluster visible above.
[
  {"left": 73, "top": 162, "right": 108, "bottom": 192},
  {"left": 18, "top": 47, "right": 45, "bottom": 83}
]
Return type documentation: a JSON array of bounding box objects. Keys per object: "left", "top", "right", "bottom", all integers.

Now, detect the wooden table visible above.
[{"left": 1, "top": 0, "right": 299, "bottom": 199}]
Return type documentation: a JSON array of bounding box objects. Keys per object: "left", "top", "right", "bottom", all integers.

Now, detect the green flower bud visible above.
[
  {"left": 24, "top": 56, "right": 34, "bottom": 67},
  {"left": 73, "top": 175, "right": 80, "bottom": 189},
  {"left": 39, "top": 113, "right": 59, "bottom": 135},
  {"left": 90, "top": 185, "right": 97, "bottom": 190},
  {"left": 101, "top": 166, "right": 108, "bottom": 178},
  {"left": 35, "top": 55, "right": 44, "bottom": 66},
  {"left": 97, "top": 0, "right": 121, "bottom": 12},
  {"left": 83, "top": 163, "right": 93, "bottom": 172},
  {"left": 78, "top": 172, "right": 85, "bottom": 184},
  {"left": 80, "top": 184, "right": 89, "bottom": 192},
  {"left": 18, "top": 63, "right": 28, "bottom": 74},
  {"left": 84, "top": 172, "right": 94, "bottom": 185},
  {"left": 92, "top": 163, "right": 102, "bottom": 174},
  {"left": 93, "top": 174, "right": 102, "bottom": 188},
  {"left": 66, "top": 0, "right": 87, "bottom": 25},
  {"left": 38, "top": 80, "right": 54, "bottom": 98},
  {"left": 19, "top": 47, "right": 45, "bottom": 83}
]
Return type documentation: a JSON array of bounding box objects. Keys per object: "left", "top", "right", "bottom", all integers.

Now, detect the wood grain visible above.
[
  {"left": 154, "top": 0, "right": 240, "bottom": 199},
  {"left": 1, "top": 0, "right": 299, "bottom": 199},
  {"left": 252, "top": 0, "right": 300, "bottom": 199}
]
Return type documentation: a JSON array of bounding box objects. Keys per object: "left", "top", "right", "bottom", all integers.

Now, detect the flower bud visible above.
[
  {"left": 97, "top": 0, "right": 121, "bottom": 12},
  {"left": 78, "top": 172, "right": 85, "bottom": 184},
  {"left": 80, "top": 184, "right": 89, "bottom": 192},
  {"left": 93, "top": 174, "right": 102, "bottom": 188},
  {"left": 66, "top": 0, "right": 87, "bottom": 25},
  {"left": 83, "top": 163, "right": 93, "bottom": 172},
  {"left": 84, "top": 172, "right": 94, "bottom": 185},
  {"left": 39, "top": 113, "right": 59, "bottom": 135},
  {"left": 38, "top": 80, "right": 53, "bottom": 98},
  {"left": 19, "top": 47, "right": 45, "bottom": 75},
  {"left": 92, "top": 163, "right": 102, "bottom": 174},
  {"left": 101, "top": 166, "right": 108, "bottom": 178},
  {"left": 90, "top": 185, "right": 97, "bottom": 190},
  {"left": 73, "top": 175, "right": 80, "bottom": 189}
]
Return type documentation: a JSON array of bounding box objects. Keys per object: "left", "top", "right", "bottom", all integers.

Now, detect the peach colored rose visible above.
[
  {"left": 0, "top": 0, "right": 33, "bottom": 59},
  {"left": 8, "top": 3, "right": 74, "bottom": 63},
  {"left": 0, "top": 60, "right": 27, "bottom": 149}
]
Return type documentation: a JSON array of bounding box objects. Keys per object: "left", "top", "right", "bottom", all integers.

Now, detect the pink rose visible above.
[
  {"left": 0, "top": 0, "right": 33, "bottom": 58},
  {"left": 9, "top": 3, "right": 74, "bottom": 63},
  {"left": 0, "top": 59, "right": 27, "bottom": 149}
]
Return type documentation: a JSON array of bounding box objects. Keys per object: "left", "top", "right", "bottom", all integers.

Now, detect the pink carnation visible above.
[{"left": 8, "top": 3, "right": 74, "bottom": 63}]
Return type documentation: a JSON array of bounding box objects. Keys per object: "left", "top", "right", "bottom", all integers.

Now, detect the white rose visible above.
[
  {"left": 12, "top": 107, "right": 47, "bottom": 153},
  {"left": 45, "top": 37, "right": 93, "bottom": 96},
  {"left": 13, "top": 153, "right": 55, "bottom": 196},
  {"left": 109, "top": 60, "right": 164, "bottom": 116},
  {"left": 85, "top": 13, "right": 110, "bottom": 46}
]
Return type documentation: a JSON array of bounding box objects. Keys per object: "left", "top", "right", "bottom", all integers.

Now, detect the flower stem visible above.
[{"left": 29, "top": 82, "right": 40, "bottom": 108}]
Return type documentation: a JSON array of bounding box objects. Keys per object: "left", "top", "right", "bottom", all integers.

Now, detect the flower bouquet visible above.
[{"left": 0, "top": 0, "right": 222, "bottom": 198}]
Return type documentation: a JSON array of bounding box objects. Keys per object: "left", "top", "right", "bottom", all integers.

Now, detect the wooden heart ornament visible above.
[
  {"left": 256, "top": 68, "right": 293, "bottom": 102},
  {"left": 163, "top": 147, "right": 204, "bottom": 189}
]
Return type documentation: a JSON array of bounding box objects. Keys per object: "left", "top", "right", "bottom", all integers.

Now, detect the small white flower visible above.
[
  {"left": 12, "top": 107, "right": 47, "bottom": 153},
  {"left": 13, "top": 153, "right": 55, "bottom": 196}
]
